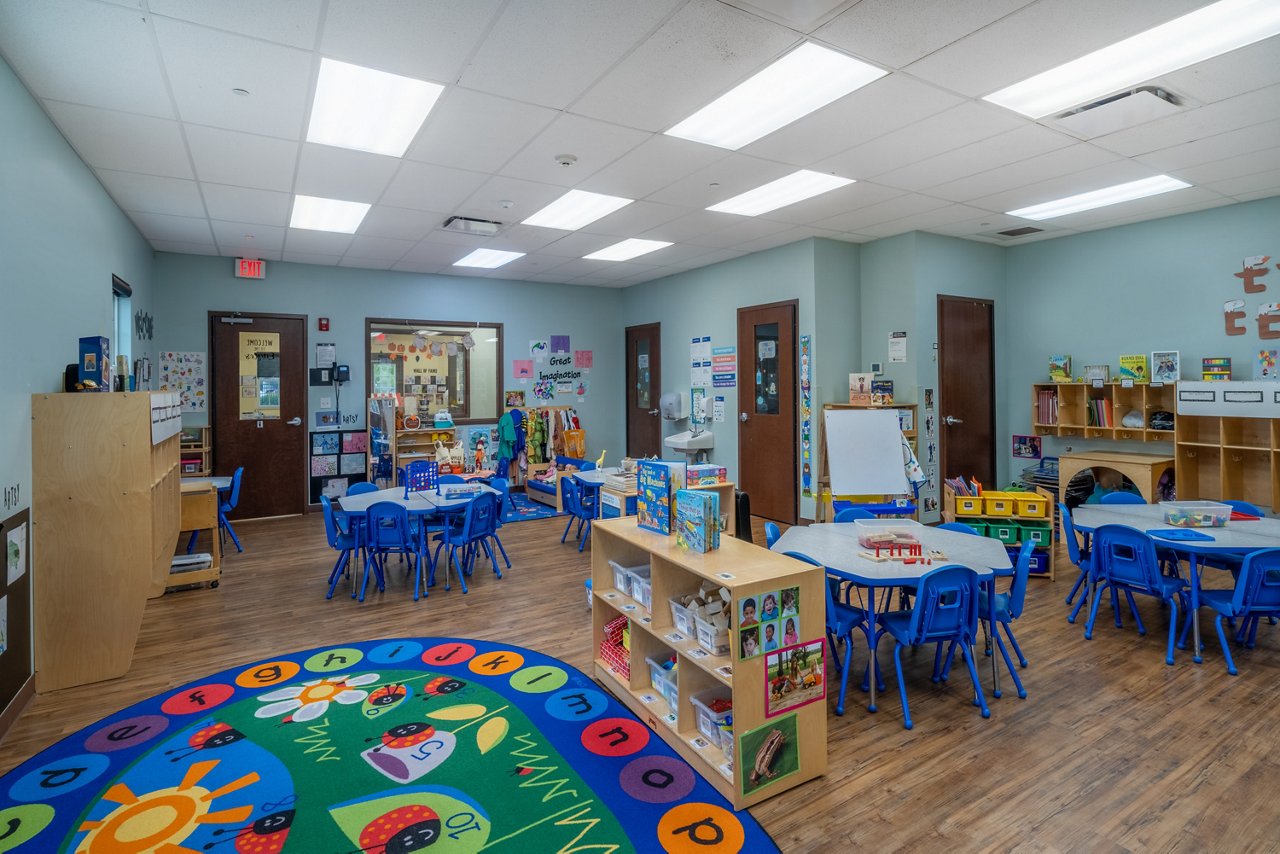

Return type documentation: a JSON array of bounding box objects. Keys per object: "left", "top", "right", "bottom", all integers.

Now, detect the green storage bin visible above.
[
  {"left": 968, "top": 521, "right": 988, "bottom": 537},
  {"left": 988, "top": 521, "right": 1019, "bottom": 545},
  {"left": 1020, "top": 521, "right": 1051, "bottom": 546}
]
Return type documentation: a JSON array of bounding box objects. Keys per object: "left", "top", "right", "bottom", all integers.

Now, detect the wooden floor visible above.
[{"left": 3, "top": 513, "right": 1279, "bottom": 851}]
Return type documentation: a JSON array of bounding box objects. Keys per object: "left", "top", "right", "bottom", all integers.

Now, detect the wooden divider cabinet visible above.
[
  {"left": 590, "top": 517, "right": 826, "bottom": 810},
  {"left": 942, "top": 485, "right": 1056, "bottom": 580},
  {"left": 31, "top": 391, "right": 182, "bottom": 692}
]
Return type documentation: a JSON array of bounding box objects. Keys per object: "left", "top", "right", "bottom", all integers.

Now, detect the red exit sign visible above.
[{"left": 235, "top": 258, "right": 266, "bottom": 279}]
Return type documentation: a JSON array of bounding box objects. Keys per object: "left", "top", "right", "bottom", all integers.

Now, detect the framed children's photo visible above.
[
  {"left": 1151, "top": 350, "right": 1180, "bottom": 383},
  {"left": 1012, "top": 434, "right": 1042, "bottom": 459}
]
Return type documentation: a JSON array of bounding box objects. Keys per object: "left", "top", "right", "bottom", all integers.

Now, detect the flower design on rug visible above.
[{"left": 254, "top": 673, "right": 379, "bottom": 722}]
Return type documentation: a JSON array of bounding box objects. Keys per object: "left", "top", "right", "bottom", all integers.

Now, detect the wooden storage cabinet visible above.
[
  {"left": 1174, "top": 413, "right": 1279, "bottom": 511},
  {"left": 393, "top": 426, "right": 455, "bottom": 472},
  {"left": 1032, "top": 383, "right": 1176, "bottom": 442},
  {"left": 942, "top": 485, "right": 1056, "bottom": 581},
  {"left": 590, "top": 518, "right": 826, "bottom": 809},
  {"left": 31, "top": 392, "right": 182, "bottom": 692}
]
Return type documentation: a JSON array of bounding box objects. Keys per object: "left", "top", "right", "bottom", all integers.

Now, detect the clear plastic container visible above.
[
  {"left": 645, "top": 655, "right": 678, "bottom": 709},
  {"left": 694, "top": 614, "right": 731, "bottom": 656},
  {"left": 1161, "top": 501, "right": 1231, "bottom": 528},
  {"left": 626, "top": 566, "right": 653, "bottom": 610},
  {"left": 853, "top": 519, "right": 924, "bottom": 549},
  {"left": 668, "top": 598, "right": 696, "bottom": 636},
  {"left": 609, "top": 559, "right": 646, "bottom": 595},
  {"left": 689, "top": 688, "right": 733, "bottom": 742}
]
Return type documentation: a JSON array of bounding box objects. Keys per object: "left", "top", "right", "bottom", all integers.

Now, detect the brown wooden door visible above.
[
  {"left": 937, "top": 295, "right": 996, "bottom": 488},
  {"left": 211, "top": 312, "right": 308, "bottom": 519},
  {"left": 625, "top": 323, "right": 661, "bottom": 458},
  {"left": 737, "top": 301, "right": 797, "bottom": 524}
]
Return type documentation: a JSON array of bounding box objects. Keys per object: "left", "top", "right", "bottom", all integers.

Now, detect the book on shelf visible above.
[
  {"left": 1035, "top": 389, "right": 1058, "bottom": 425},
  {"left": 1118, "top": 354, "right": 1148, "bottom": 383},
  {"left": 1048, "top": 354, "right": 1071, "bottom": 383},
  {"left": 675, "top": 488, "right": 720, "bottom": 553},
  {"left": 1088, "top": 399, "right": 1114, "bottom": 428}
]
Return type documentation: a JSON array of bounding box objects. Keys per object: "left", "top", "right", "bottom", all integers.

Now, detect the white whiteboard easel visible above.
[{"left": 823, "top": 408, "right": 909, "bottom": 496}]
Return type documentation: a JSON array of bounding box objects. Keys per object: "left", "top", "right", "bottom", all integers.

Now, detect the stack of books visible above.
[
  {"left": 1202, "top": 357, "right": 1232, "bottom": 381},
  {"left": 604, "top": 471, "right": 637, "bottom": 492},
  {"left": 1088, "top": 398, "right": 1114, "bottom": 427},
  {"left": 1035, "top": 389, "right": 1058, "bottom": 425}
]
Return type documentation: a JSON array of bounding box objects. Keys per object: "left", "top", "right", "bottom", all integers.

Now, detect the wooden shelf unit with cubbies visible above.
[
  {"left": 392, "top": 426, "right": 455, "bottom": 472},
  {"left": 941, "top": 484, "right": 1057, "bottom": 581},
  {"left": 590, "top": 517, "right": 827, "bottom": 810},
  {"left": 1032, "top": 382, "right": 1177, "bottom": 442},
  {"left": 179, "top": 426, "right": 211, "bottom": 476},
  {"left": 1175, "top": 412, "right": 1279, "bottom": 512}
]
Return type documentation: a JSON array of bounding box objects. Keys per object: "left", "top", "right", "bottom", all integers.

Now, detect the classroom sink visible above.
[{"left": 665, "top": 430, "right": 714, "bottom": 452}]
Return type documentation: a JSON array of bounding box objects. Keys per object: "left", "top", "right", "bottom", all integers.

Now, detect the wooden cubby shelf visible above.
[
  {"left": 1175, "top": 412, "right": 1279, "bottom": 512},
  {"left": 591, "top": 517, "right": 827, "bottom": 810},
  {"left": 1033, "top": 382, "right": 1176, "bottom": 442},
  {"left": 941, "top": 484, "right": 1057, "bottom": 581}
]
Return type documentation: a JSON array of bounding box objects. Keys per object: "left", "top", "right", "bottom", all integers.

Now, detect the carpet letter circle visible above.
[
  {"left": 368, "top": 640, "right": 424, "bottom": 664},
  {"left": 304, "top": 647, "right": 365, "bottom": 673},
  {"left": 544, "top": 688, "right": 609, "bottom": 723},
  {"left": 619, "top": 755, "right": 696, "bottom": 804},
  {"left": 422, "top": 642, "right": 476, "bottom": 667},
  {"left": 9, "top": 754, "right": 110, "bottom": 802},
  {"left": 658, "top": 802, "right": 746, "bottom": 853},
  {"left": 468, "top": 650, "right": 524, "bottom": 676},
  {"left": 160, "top": 683, "right": 235, "bottom": 715},
  {"left": 84, "top": 715, "right": 169, "bottom": 754},
  {"left": 509, "top": 665, "right": 568, "bottom": 694},
  {"left": 0, "top": 803, "right": 55, "bottom": 850},
  {"left": 234, "top": 660, "right": 300, "bottom": 688},
  {"left": 581, "top": 718, "right": 650, "bottom": 757}
]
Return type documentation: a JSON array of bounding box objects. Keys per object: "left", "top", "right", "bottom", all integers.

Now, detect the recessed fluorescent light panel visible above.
[
  {"left": 289, "top": 195, "right": 371, "bottom": 233},
  {"left": 453, "top": 248, "right": 525, "bottom": 268},
  {"left": 307, "top": 58, "right": 444, "bottom": 156},
  {"left": 584, "top": 239, "right": 674, "bottom": 261},
  {"left": 985, "top": 0, "right": 1280, "bottom": 118},
  {"left": 521, "top": 190, "right": 633, "bottom": 230},
  {"left": 666, "top": 42, "right": 886, "bottom": 150},
  {"left": 707, "top": 170, "right": 855, "bottom": 216},
  {"left": 1006, "top": 175, "right": 1191, "bottom": 220}
]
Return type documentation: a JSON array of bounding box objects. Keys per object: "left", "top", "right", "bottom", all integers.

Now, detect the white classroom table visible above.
[
  {"left": 182, "top": 475, "right": 232, "bottom": 491},
  {"left": 337, "top": 485, "right": 499, "bottom": 515}
]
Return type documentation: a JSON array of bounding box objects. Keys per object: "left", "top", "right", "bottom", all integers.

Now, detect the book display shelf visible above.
[{"left": 1032, "top": 382, "right": 1177, "bottom": 442}]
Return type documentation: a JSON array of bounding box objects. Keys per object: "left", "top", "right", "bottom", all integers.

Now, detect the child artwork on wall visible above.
[
  {"left": 1254, "top": 349, "right": 1279, "bottom": 381},
  {"left": 513, "top": 360, "right": 534, "bottom": 379},
  {"left": 1151, "top": 351, "right": 1179, "bottom": 383},
  {"left": 529, "top": 340, "right": 549, "bottom": 360},
  {"left": 311, "top": 455, "right": 338, "bottom": 477},
  {"left": 1012, "top": 434, "right": 1042, "bottom": 459},
  {"left": 739, "top": 713, "right": 799, "bottom": 796},
  {"left": 313, "top": 433, "right": 340, "bottom": 455},
  {"left": 505, "top": 390, "right": 526, "bottom": 407},
  {"left": 532, "top": 378, "right": 555, "bottom": 401},
  {"left": 550, "top": 335, "right": 570, "bottom": 353}
]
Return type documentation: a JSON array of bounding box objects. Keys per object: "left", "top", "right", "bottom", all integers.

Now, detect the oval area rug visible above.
[{"left": 0, "top": 637, "right": 778, "bottom": 852}]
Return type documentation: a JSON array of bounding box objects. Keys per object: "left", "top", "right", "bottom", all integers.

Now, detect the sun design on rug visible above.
[
  {"left": 76, "top": 758, "right": 259, "bottom": 853},
  {"left": 254, "top": 673, "right": 379, "bottom": 722}
]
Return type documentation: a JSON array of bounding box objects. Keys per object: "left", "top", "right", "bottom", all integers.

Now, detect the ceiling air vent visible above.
[
  {"left": 997, "top": 226, "right": 1044, "bottom": 238},
  {"left": 1050, "top": 87, "right": 1183, "bottom": 138},
  {"left": 441, "top": 216, "right": 503, "bottom": 237}
]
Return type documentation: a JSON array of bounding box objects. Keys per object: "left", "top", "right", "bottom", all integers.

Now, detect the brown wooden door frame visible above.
[
  {"left": 936, "top": 295, "right": 996, "bottom": 488},
  {"left": 737, "top": 299, "right": 798, "bottom": 525},
  {"left": 625, "top": 322, "right": 662, "bottom": 458},
  {"left": 209, "top": 310, "right": 309, "bottom": 518}
]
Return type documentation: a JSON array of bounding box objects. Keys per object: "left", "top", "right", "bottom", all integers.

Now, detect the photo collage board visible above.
[
  {"left": 309, "top": 429, "right": 370, "bottom": 503},
  {"left": 737, "top": 586, "right": 801, "bottom": 660}
]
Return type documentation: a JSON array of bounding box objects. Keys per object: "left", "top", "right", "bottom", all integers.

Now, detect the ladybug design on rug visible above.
[
  {"left": 202, "top": 807, "right": 295, "bottom": 852},
  {"left": 164, "top": 722, "right": 246, "bottom": 762},
  {"left": 362, "top": 723, "right": 458, "bottom": 784}
]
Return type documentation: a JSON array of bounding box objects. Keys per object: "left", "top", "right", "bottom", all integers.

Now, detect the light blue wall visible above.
[
  {"left": 1006, "top": 196, "right": 1280, "bottom": 475},
  {"left": 813, "top": 238, "right": 862, "bottom": 409},
  {"left": 151, "top": 253, "right": 625, "bottom": 461},
  {"left": 0, "top": 55, "right": 154, "bottom": 518}
]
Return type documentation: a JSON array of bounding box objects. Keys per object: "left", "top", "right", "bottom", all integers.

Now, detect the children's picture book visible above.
[
  {"left": 1151, "top": 351, "right": 1179, "bottom": 383},
  {"left": 675, "top": 488, "right": 720, "bottom": 553},
  {"left": 1202, "top": 357, "right": 1231, "bottom": 381},
  {"left": 870, "top": 379, "right": 894, "bottom": 405},
  {"left": 1254, "top": 349, "right": 1279, "bottom": 381},
  {"left": 637, "top": 460, "right": 687, "bottom": 535},
  {"left": 1118, "top": 354, "right": 1148, "bottom": 383},
  {"left": 1048, "top": 354, "right": 1071, "bottom": 383},
  {"left": 848, "top": 373, "right": 874, "bottom": 404}
]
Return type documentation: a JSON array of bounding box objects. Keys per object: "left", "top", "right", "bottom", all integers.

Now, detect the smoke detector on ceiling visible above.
[
  {"left": 1050, "top": 87, "right": 1184, "bottom": 138},
  {"left": 440, "top": 216, "right": 504, "bottom": 237}
]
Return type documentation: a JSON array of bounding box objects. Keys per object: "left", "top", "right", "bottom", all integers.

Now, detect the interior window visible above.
[{"left": 366, "top": 319, "right": 501, "bottom": 424}]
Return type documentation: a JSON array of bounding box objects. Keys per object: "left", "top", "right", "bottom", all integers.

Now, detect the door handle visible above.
[
  {"left": 287, "top": 417, "right": 302, "bottom": 426},
  {"left": 943, "top": 415, "right": 963, "bottom": 426},
  {"left": 739, "top": 412, "right": 749, "bottom": 422},
  {"left": 648, "top": 409, "right": 659, "bottom": 416}
]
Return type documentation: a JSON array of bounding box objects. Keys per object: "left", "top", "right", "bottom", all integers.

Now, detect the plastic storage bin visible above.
[
  {"left": 1161, "top": 501, "right": 1230, "bottom": 528},
  {"left": 694, "top": 614, "right": 731, "bottom": 656},
  {"left": 610, "top": 560, "right": 647, "bottom": 595},
  {"left": 1013, "top": 493, "right": 1049, "bottom": 518},
  {"left": 967, "top": 521, "right": 988, "bottom": 537},
  {"left": 1020, "top": 521, "right": 1051, "bottom": 546},
  {"left": 645, "top": 655, "right": 679, "bottom": 709},
  {"left": 689, "top": 688, "right": 733, "bottom": 742},
  {"left": 668, "top": 598, "right": 696, "bottom": 636},
  {"left": 954, "top": 495, "right": 984, "bottom": 516},
  {"left": 1007, "top": 546, "right": 1050, "bottom": 575},
  {"left": 988, "top": 521, "right": 1020, "bottom": 545},
  {"left": 853, "top": 519, "right": 924, "bottom": 548},
  {"left": 626, "top": 566, "right": 653, "bottom": 610},
  {"left": 983, "top": 491, "right": 1016, "bottom": 516}
]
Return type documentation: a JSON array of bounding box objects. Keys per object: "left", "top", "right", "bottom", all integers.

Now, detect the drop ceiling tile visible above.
[
  {"left": 460, "top": 0, "right": 683, "bottom": 110},
  {"left": 742, "top": 74, "right": 964, "bottom": 166},
  {"left": 215, "top": 246, "right": 282, "bottom": 261},
  {"left": 129, "top": 211, "right": 215, "bottom": 243},
  {"left": 904, "top": 0, "right": 1207, "bottom": 98},
  {"left": 536, "top": 232, "right": 623, "bottom": 258},
  {"left": 572, "top": 0, "right": 797, "bottom": 131},
  {"left": 147, "top": 0, "right": 323, "bottom": 49},
  {"left": 404, "top": 88, "right": 558, "bottom": 174},
  {"left": 346, "top": 235, "right": 416, "bottom": 261},
  {"left": 639, "top": 209, "right": 754, "bottom": 243},
  {"left": 578, "top": 201, "right": 688, "bottom": 238},
  {"left": 857, "top": 203, "right": 998, "bottom": 237},
  {"left": 759, "top": 180, "right": 904, "bottom": 225},
  {"left": 209, "top": 220, "right": 285, "bottom": 251},
  {"left": 283, "top": 228, "right": 353, "bottom": 255},
  {"left": 396, "top": 241, "right": 467, "bottom": 270},
  {"left": 498, "top": 114, "right": 649, "bottom": 187},
  {"left": 686, "top": 217, "right": 796, "bottom": 249},
  {"left": 926, "top": 211, "right": 1045, "bottom": 239},
  {"left": 338, "top": 256, "right": 397, "bottom": 270},
  {"left": 43, "top": 101, "right": 193, "bottom": 178},
  {"left": 378, "top": 161, "right": 490, "bottom": 213},
  {"left": 1079, "top": 197, "right": 1236, "bottom": 232},
  {"left": 813, "top": 192, "right": 951, "bottom": 232},
  {"left": 481, "top": 225, "right": 571, "bottom": 253},
  {"left": 95, "top": 169, "right": 205, "bottom": 217},
  {"left": 969, "top": 159, "right": 1168, "bottom": 214},
  {"left": 1230, "top": 185, "right": 1280, "bottom": 202},
  {"left": 817, "top": 101, "right": 1025, "bottom": 180},
  {"left": 682, "top": 248, "right": 748, "bottom": 268},
  {"left": 453, "top": 175, "right": 568, "bottom": 223},
  {"left": 524, "top": 271, "right": 580, "bottom": 284},
  {"left": 185, "top": 125, "right": 299, "bottom": 191},
  {"left": 0, "top": 0, "right": 174, "bottom": 117},
  {"left": 1091, "top": 84, "right": 1280, "bottom": 157},
  {"left": 540, "top": 257, "right": 622, "bottom": 280},
  {"left": 635, "top": 241, "right": 729, "bottom": 266},
  {"left": 357, "top": 206, "right": 448, "bottom": 241},
  {"left": 1157, "top": 37, "right": 1280, "bottom": 104},
  {"left": 481, "top": 255, "right": 572, "bottom": 278},
  {"left": 579, "top": 135, "right": 728, "bottom": 200},
  {"left": 815, "top": 0, "right": 1035, "bottom": 69},
  {"left": 1047, "top": 186, "right": 1227, "bottom": 230},
  {"left": 319, "top": 0, "right": 499, "bottom": 81},
  {"left": 295, "top": 144, "right": 400, "bottom": 203},
  {"left": 200, "top": 183, "right": 292, "bottom": 226},
  {"left": 151, "top": 239, "right": 218, "bottom": 256},
  {"left": 153, "top": 17, "right": 312, "bottom": 139},
  {"left": 874, "top": 124, "right": 1075, "bottom": 192},
  {"left": 647, "top": 154, "right": 796, "bottom": 208},
  {"left": 733, "top": 225, "right": 841, "bottom": 254},
  {"left": 1135, "top": 119, "right": 1280, "bottom": 173},
  {"left": 282, "top": 251, "right": 343, "bottom": 266},
  {"left": 1174, "top": 149, "right": 1280, "bottom": 186},
  {"left": 927, "top": 142, "right": 1121, "bottom": 203},
  {"left": 1210, "top": 169, "right": 1280, "bottom": 199}
]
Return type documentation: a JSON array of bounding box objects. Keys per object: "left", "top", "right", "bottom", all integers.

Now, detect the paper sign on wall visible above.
[
  {"left": 888, "top": 331, "right": 908, "bottom": 363},
  {"left": 551, "top": 335, "right": 570, "bottom": 353},
  {"left": 713, "top": 396, "right": 726, "bottom": 422},
  {"left": 530, "top": 340, "right": 549, "bottom": 360},
  {"left": 574, "top": 350, "right": 593, "bottom": 369},
  {"left": 513, "top": 360, "right": 534, "bottom": 378}
]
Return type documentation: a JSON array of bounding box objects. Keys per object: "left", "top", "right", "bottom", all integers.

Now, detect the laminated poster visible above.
[
  {"left": 550, "top": 335, "right": 570, "bottom": 353},
  {"left": 765, "top": 639, "right": 824, "bottom": 718},
  {"left": 6, "top": 524, "right": 25, "bottom": 585},
  {"left": 159, "top": 351, "right": 207, "bottom": 412}
]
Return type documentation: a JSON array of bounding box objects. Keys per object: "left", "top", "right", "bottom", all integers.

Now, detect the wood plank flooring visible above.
[{"left": 2, "top": 513, "right": 1278, "bottom": 851}]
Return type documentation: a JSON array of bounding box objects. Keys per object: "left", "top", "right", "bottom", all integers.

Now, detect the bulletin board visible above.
[
  {"left": 309, "top": 430, "right": 369, "bottom": 504},
  {"left": 0, "top": 509, "right": 33, "bottom": 722},
  {"left": 823, "top": 408, "right": 909, "bottom": 496}
]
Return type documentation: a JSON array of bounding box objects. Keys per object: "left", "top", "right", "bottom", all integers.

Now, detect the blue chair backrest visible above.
[
  {"left": 490, "top": 477, "right": 510, "bottom": 501},
  {"left": 346, "top": 481, "right": 379, "bottom": 496},
  {"left": 764, "top": 522, "right": 780, "bottom": 548},
  {"left": 1058, "top": 502, "right": 1085, "bottom": 566},
  {"left": 907, "top": 565, "right": 979, "bottom": 646},
  {"left": 226, "top": 467, "right": 244, "bottom": 510},
  {"left": 1093, "top": 525, "right": 1162, "bottom": 590},
  {"left": 1007, "top": 541, "right": 1035, "bottom": 620},
  {"left": 463, "top": 493, "right": 500, "bottom": 540},
  {"left": 1223, "top": 499, "right": 1263, "bottom": 517},
  {"left": 365, "top": 501, "right": 412, "bottom": 550},
  {"left": 1235, "top": 548, "right": 1280, "bottom": 614},
  {"left": 1100, "top": 491, "right": 1145, "bottom": 505},
  {"left": 938, "top": 521, "right": 980, "bottom": 536},
  {"left": 320, "top": 495, "right": 343, "bottom": 549},
  {"left": 493, "top": 456, "right": 511, "bottom": 477},
  {"left": 403, "top": 460, "right": 438, "bottom": 496},
  {"left": 834, "top": 507, "right": 875, "bottom": 522},
  {"left": 560, "top": 477, "right": 581, "bottom": 516}
]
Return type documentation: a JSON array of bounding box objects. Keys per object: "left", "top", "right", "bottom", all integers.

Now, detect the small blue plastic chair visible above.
[
  {"left": 878, "top": 565, "right": 989, "bottom": 729},
  {"left": 487, "top": 457, "right": 517, "bottom": 510},
  {"left": 361, "top": 501, "right": 417, "bottom": 602},
  {"left": 1061, "top": 502, "right": 1094, "bottom": 615},
  {"left": 784, "top": 551, "right": 868, "bottom": 716},
  {"left": 764, "top": 521, "right": 781, "bottom": 549},
  {"left": 490, "top": 478, "right": 512, "bottom": 525},
  {"left": 834, "top": 507, "right": 876, "bottom": 522},
  {"left": 938, "top": 521, "right": 980, "bottom": 536},
  {"left": 321, "top": 496, "right": 362, "bottom": 600},
  {"left": 560, "top": 478, "right": 594, "bottom": 552},
  {"left": 468, "top": 491, "right": 509, "bottom": 577},
  {"left": 1193, "top": 548, "right": 1280, "bottom": 674},
  {"left": 431, "top": 493, "right": 501, "bottom": 593},
  {"left": 979, "top": 541, "right": 1034, "bottom": 699},
  {"left": 186, "top": 467, "right": 245, "bottom": 554},
  {"left": 1086, "top": 525, "right": 1187, "bottom": 664},
  {"left": 1100, "top": 491, "right": 1145, "bottom": 505},
  {"left": 345, "top": 481, "right": 379, "bottom": 496}
]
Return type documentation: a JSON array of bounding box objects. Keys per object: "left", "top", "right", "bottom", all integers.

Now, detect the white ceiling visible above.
[{"left": 1, "top": 0, "right": 1277, "bottom": 288}]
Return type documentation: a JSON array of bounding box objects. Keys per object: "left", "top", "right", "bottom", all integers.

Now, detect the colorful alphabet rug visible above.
[{"left": 0, "top": 637, "right": 777, "bottom": 852}]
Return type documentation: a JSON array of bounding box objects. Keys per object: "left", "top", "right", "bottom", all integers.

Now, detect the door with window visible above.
[
  {"left": 626, "top": 323, "right": 661, "bottom": 458},
  {"left": 211, "top": 312, "right": 308, "bottom": 518},
  {"left": 937, "top": 296, "right": 996, "bottom": 488},
  {"left": 737, "top": 301, "right": 797, "bottom": 524}
]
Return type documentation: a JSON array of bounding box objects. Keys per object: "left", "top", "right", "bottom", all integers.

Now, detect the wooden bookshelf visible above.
[{"left": 1032, "top": 382, "right": 1176, "bottom": 442}]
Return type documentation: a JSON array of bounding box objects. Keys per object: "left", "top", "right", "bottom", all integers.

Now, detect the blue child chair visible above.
[
  {"left": 186, "top": 467, "right": 245, "bottom": 554},
  {"left": 938, "top": 521, "right": 981, "bottom": 536},
  {"left": 321, "top": 496, "right": 362, "bottom": 600},
  {"left": 834, "top": 507, "right": 876, "bottom": 522},
  {"left": 1085, "top": 525, "right": 1187, "bottom": 665},
  {"left": 878, "top": 565, "right": 989, "bottom": 729},
  {"left": 361, "top": 501, "right": 416, "bottom": 602},
  {"left": 346, "top": 481, "right": 379, "bottom": 496},
  {"left": 764, "top": 521, "right": 781, "bottom": 549},
  {"left": 432, "top": 493, "right": 502, "bottom": 593},
  {"left": 784, "top": 551, "right": 868, "bottom": 716},
  {"left": 1100, "top": 491, "right": 1146, "bottom": 505},
  {"left": 1190, "top": 548, "right": 1280, "bottom": 673},
  {"left": 1060, "top": 502, "right": 1093, "bottom": 612},
  {"left": 979, "top": 541, "right": 1034, "bottom": 699},
  {"left": 560, "top": 478, "right": 594, "bottom": 552}
]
